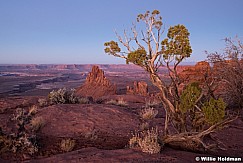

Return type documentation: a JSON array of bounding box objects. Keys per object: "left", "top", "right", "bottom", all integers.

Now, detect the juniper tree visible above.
[{"left": 104, "top": 10, "right": 235, "bottom": 152}]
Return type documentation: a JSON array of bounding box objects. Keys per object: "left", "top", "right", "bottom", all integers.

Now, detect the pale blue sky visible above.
[{"left": 0, "top": 0, "right": 242, "bottom": 64}]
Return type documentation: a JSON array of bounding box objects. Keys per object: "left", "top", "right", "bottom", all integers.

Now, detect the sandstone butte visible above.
[{"left": 75, "top": 65, "right": 117, "bottom": 98}]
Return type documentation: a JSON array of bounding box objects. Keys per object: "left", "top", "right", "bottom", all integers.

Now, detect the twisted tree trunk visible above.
[{"left": 148, "top": 67, "right": 236, "bottom": 152}]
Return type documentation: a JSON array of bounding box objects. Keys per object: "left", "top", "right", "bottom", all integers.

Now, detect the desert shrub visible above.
[
  {"left": 48, "top": 88, "right": 66, "bottom": 104},
  {"left": 10, "top": 133, "right": 38, "bottom": 155},
  {"left": 139, "top": 122, "right": 149, "bottom": 131},
  {"left": 38, "top": 98, "right": 48, "bottom": 107},
  {"left": 48, "top": 88, "right": 80, "bottom": 104},
  {"left": 217, "top": 61, "right": 243, "bottom": 109},
  {"left": 84, "top": 129, "right": 98, "bottom": 140},
  {"left": 12, "top": 108, "right": 32, "bottom": 130},
  {"left": 129, "top": 127, "right": 161, "bottom": 154},
  {"left": 0, "top": 127, "right": 12, "bottom": 154},
  {"left": 129, "top": 132, "right": 140, "bottom": 148},
  {"left": 0, "top": 107, "right": 39, "bottom": 156},
  {"left": 30, "top": 117, "right": 45, "bottom": 132},
  {"left": 117, "top": 98, "right": 128, "bottom": 106},
  {"left": 106, "top": 98, "right": 128, "bottom": 106},
  {"left": 78, "top": 97, "right": 90, "bottom": 104},
  {"left": 28, "top": 105, "right": 38, "bottom": 115},
  {"left": 139, "top": 107, "right": 158, "bottom": 120},
  {"left": 60, "top": 138, "right": 75, "bottom": 152},
  {"left": 145, "top": 99, "right": 161, "bottom": 108},
  {"left": 207, "top": 37, "right": 243, "bottom": 109},
  {"left": 106, "top": 99, "right": 117, "bottom": 105}
]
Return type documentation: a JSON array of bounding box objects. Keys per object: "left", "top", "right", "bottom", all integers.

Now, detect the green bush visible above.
[
  {"left": 179, "top": 82, "right": 226, "bottom": 131},
  {"left": 179, "top": 82, "right": 202, "bottom": 113},
  {"left": 202, "top": 98, "right": 226, "bottom": 125}
]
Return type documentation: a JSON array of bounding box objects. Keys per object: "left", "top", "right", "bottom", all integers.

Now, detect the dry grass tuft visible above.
[
  {"left": 145, "top": 99, "right": 161, "bottom": 108},
  {"left": 106, "top": 98, "right": 128, "bottom": 106},
  {"left": 28, "top": 105, "right": 38, "bottom": 116},
  {"left": 38, "top": 98, "right": 48, "bottom": 107},
  {"left": 139, "top": 122, "right": 149, "bottom": 131},
  {"left": 106, "top": 99, "right": 117, "bottom": 105},
  {"left": 117, "top": 98, "right": 128, "bottom": 106},
  {"left": 139, "top": 107, "right": 158, "bottom": 120},
  {"left": 78, "top": 97, "right": 90, "bottom": 104},
  {"left": 60, "top": 138, "right": 76, "bottom": 152},
  {"left": 129, "top": 127, "right": 161, "bottom": 154},
  {"left": 31, "top": 116, "right": 45, "bottom": 132}
]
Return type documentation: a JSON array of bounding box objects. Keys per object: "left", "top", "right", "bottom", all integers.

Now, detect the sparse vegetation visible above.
[
  {"left": 207, "top": 37, "right": 243, "bottom": 109},
  {"left": 78, "top": 97, "right": 90, "bottom": 104},
  {"left": 60, "top": 138, "right": 76, "bottom": 152},
  {"left": 30, "top": 116, "right": 45, "bottom": 132},
  {"left": 145, "top": 99, "right": 161, "bottom": 108},
  {"left": 139, "top": 122, "right": 149, "bottom": 131},
  {"left": 129, "top": 127, "right": 161, "bottom": 154},
  {"left": 0, "top": 107, "right": 39, "bottom": 156},
  {"left": 84, "top": 129, "right": 98, "bottom": 140},
  {"left": 117, "top": 98, "right": 128, "bottom": 106},
  {"left": 28, "top": 105, "right": 38, "bottom": 115},
  {"left": 48, "top": 88, "right": 77, "bottom": 104},
  {"left": 106, "top": 98, "right": 128, "bottom": 106},
  {"left": 139, "top": 107, "right": 158, "bottom": 120},
  {"left": 48, "top": 88, "right": 88, "bottom": 105},
  {"left": 106, "top": 99, "right": 118, "bottom": 105},
  {"left": 38, "top": 98, "right": 48, "bottom": 107}
]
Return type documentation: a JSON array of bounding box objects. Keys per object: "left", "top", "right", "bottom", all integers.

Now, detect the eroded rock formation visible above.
[
  {"left": 76, "top": 65, "right": 116, "bottom": 98},
  {"left": 126, "top": 81, "right": 148, "bottom": 96},
  {"left": 179, "top": 61, "right": 211, "bottom": 83}
]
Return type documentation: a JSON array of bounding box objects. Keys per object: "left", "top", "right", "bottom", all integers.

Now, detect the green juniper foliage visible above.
[
  {"left": 162, "top": 25, "right": 192, "bottom": 60},
  {"left": 179, "top": 82, "right": 202, "bottom": 114},
  {"left": 104, "top": 41, "right": 121, "bottom": 55},
  {"left": 202, "top": 97, "right": 226, "bottom": 125},
  {"left": 126, "top": 48, "right": 147, "bottom": 66}
]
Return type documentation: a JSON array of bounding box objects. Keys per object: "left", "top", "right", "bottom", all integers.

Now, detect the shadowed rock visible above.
[{"left": 76, "top": 65, "right": 116, "bottom": 98}]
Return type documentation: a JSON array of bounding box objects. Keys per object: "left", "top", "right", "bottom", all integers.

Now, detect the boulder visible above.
[{"left": 36, "top": 104, "right": 140, "bottom": 150}]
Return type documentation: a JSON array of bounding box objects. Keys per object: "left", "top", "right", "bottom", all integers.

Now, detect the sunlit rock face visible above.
[
  {"left": 126, "top": 81, "right": 148, "bottom": 96},
  {"left": 76, "top": 65, "right": 116, "bottom": 98}
]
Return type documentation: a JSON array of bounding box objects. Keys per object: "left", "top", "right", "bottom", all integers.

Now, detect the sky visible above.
[{"left": 0, "top": 0, "right": 243, "bottom": 64}]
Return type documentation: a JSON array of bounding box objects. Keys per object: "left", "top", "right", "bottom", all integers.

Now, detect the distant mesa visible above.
[
  {"left": 126, "top": 81, "right": 148, "bottom": 96},
  {"left": 75, "top": 65, "right": 117, "bottom": 98}
]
